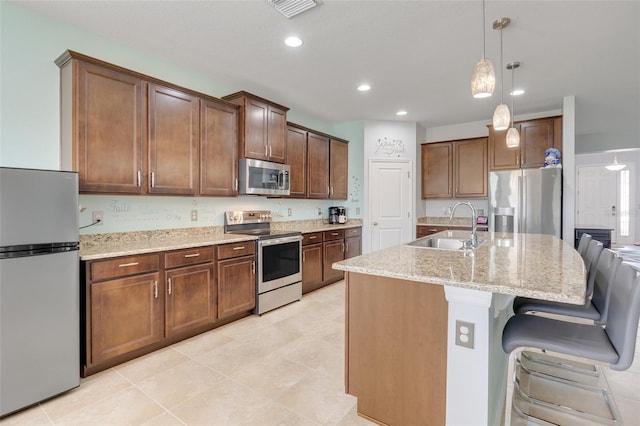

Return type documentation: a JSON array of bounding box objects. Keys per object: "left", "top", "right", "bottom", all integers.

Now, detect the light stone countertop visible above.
[
  {"left": 333, "top": 230, "right": 586, "bottom": 304},
  {"left": 80, "top": 220, "right": 363, "bottom": 261}
]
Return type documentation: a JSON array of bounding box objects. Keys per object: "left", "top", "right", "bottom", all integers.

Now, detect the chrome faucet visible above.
[{"left": 449, "top": 202, "right": 478, "bottom": 248}]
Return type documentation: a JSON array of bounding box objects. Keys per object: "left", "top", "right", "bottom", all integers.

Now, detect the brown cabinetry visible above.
[
  {"left": 148, "top": 84, "right": 199, "bottom": 195},
  {"left": 199, "top": 99, "right": 239, "bottom": 196},
  {"left": 87, "top": 254, "right": 162, "bottom": 367},
  {"left": 330, "top": 139, "right": 349, "bottom": 199},
  {"left": 488, "top": 115, "right": 562, "bottom": 170},
  {"left": 216, "top": 242, "right": 256, "bottom": 318},
  {"left": 307, "top": 132, "right": 330, "bottom": 199},
  {"left": 286, "top": 125, "right": 307, "bottom": 198},
  {"left": 344, "top": 227, "right": 362, "bottom": 259},
  {"left": 56, "top": 50, "right": 240, "bottom": 196},
  {"left": 302, "top": 232, "right": 323, "bottom": 294},
  {"left": 164, "top": 247, "right": 216, "bottom": 337},
  {"left": 416, "top": 225, "right": 448, "bottom": 238},
  {"left": 421, "top": 138, "right": 487, "bottom": 199},
  {"left": 222, "top": 91, "right": 288, "bottom": 163},
  {"left": 323, "top": 230, "right": 345, "bottom": 283}
]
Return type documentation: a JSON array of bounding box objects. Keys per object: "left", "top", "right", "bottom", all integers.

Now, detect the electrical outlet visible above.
[
  {"left": 287, "top": 208, "right": 292, "bottom": 216},
  {"left": 317, "top": 208, "right": 322, "bottom": 216},
  {"left": 92, "top": 211, "right": 104, "bottom": 225},
  {"left": 455, "top": 320, "right": 475, "bottom": 349},
  {"left": 356, "top": 207, "right": 360, "bottom": 215},
  {"left": 191, "top": 210, "right": 198, "bottom": 221}
]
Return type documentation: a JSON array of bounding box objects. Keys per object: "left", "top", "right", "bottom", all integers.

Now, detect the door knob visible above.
[{"left": 373, "top": 222, "right": 378, "bottom": 226}]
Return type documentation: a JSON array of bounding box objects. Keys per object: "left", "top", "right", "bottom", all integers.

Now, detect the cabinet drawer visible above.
[
  {"left": 416, "top": 225, "right": 448, "bottom": 237},
  {"left": 165, "top": 247, "right": 214, "bottom": 269},
  {"left": 345, "top": 227, "right": 362, "bottom": 238},
  {"left": 323, "top": 229, "right": 345, "bottom": 241},
  {"left": 303, "top": 232, "right": 323, "bottom": 245},
  {"left": 90, "top": 254, "right": 160, "bottom": 282},
  {"left": 217, "top": 241, "right": 256, "bottom": 260}
]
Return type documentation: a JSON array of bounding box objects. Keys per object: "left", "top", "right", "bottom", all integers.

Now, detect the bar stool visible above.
[
  {"left": 576, "top": 232, "right": 592, "bottom": 257},
  {"left": 502, "top": 262, "right": 640, "bottom": 425},
  {"left": 513, "top": 247, "right": 619, "bottom": 325}
]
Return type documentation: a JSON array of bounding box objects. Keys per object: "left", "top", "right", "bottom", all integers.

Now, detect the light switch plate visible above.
[{"left": 455, "top": 320, "right": 475, "bottom": 349}]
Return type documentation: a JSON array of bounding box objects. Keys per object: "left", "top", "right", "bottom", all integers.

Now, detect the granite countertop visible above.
[
  {"left": 417, "top": 216, "right": 488, "bottom": 228},
  {"left": 333, "top": 230, "right": 586, "bottom": 304},
  {"left": 80, "top": 220, "right": 363, "bottom": 261}
]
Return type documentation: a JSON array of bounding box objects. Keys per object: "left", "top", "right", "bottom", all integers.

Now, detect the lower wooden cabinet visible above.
[
  {"left": 90, "top": 272, "right": 163, "bottom": 365},
  {"left": 345, "top": 227, "right": 362, "bottom": 259},
  {"left": 165, "top": 263, "right": 216, "bottom": 337},
  {"left": 217, "top": 255, "right": 256, "bottom": 318},
  {"left": 302, "top": 243, "right": 323, "bottom": 294},
  {"left": 416, "top": 225, "right": 448, "bottom": 238}
]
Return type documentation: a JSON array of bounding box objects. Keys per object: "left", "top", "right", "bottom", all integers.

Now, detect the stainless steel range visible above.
[{"left": 224, "top": 210, "right": 302, "bottom": 315}]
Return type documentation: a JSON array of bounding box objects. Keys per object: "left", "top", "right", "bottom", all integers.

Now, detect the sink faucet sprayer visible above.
[{"left": 449, "top": 202, "right": 478, "bottom": 248}]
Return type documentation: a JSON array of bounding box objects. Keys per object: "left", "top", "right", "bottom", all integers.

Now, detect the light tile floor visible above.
[{"left": 1, "top": 280, "right": 639, "bottom": 426}]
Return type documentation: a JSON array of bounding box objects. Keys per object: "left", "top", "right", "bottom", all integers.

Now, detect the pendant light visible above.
[
  {"left": 492, "top": 18, "right": 511, "bottom": 130},
  {"left": 506, "top": 62, "right": 520, "bottom": 148},
  {"left": 471, "top": 0, "right": 495, "bottom": 98},
  {"left": 605, "top": 155, "right": 626, "bottom": 171}
]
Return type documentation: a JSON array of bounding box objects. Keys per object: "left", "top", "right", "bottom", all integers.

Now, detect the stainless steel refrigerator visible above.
[
  {"left": 488, "top": 168, "right": 562, "bottom": 237},
  {"left": 0, "top": 167, "right": 80, "bottom": 417}
]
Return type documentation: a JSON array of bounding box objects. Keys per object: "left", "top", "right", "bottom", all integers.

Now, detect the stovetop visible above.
[{"left": 224, "top": 210, "right": 301, "bottom": 240}]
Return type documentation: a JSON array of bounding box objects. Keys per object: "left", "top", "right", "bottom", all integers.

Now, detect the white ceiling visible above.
[{"left": 13, "top": 0, "right": 640, "bottom": 139}]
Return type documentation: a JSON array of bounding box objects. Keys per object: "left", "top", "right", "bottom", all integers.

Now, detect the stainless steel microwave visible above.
[{"left": 238, "top": 158, "right": 290, "bottom": 196}]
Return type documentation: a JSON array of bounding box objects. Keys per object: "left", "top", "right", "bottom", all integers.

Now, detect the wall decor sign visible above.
[{"left": 375, "top": 137, "right": 405, "bottom": 156}]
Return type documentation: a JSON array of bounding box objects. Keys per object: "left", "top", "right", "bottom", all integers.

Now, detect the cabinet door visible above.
[
  {"left": 307, "top": 132, "right": 330, "bottom": 199},
  {"left": 165, "top": 264, "right": 216, "bottom": 337},
  {"left": 345, "top": 237, "right": 361, "bottom": 259},
  {"left": 455, "top": 138, "right": 488, "bottom": 197},
  {"left": 488, "top": 125, "right": 520, "bottom": 170},
  {"left": 421, "top": 142, "right": 453, "bottom": 199},
  {"left": 217, "top": 255, "right": 256, "bottom": 318},
  {"left": 90, "top": 272, "right": 162, "bottom": 365},
  {"left": 302, "top": 243, "right": 323, "bottom": 293},
  {"left": 519, "top": 118, "right": 559, "bottom": 169},
  {"left": 148, "top": 84, "right": 199, "bottom": 194},
  {"left": 244, "top": 98, "right": 269, "bottom": 160},
  {"left": 200, "top": 99, "right": 239, "bottom": 196},
  {"left": 286, "top": 126, "right": 307, "bottom": 198},
  {"left": 267, "top": 105, "right": 287, "bottom": 163},
  {"left": 330, "top": 139, "right": 349, "bottom": 200},
  {"left": 323, "top": 240, "right": 345, "bottom": 282},
  {"left": 75, "top": 61, "right": 145, "bottom": 193}
]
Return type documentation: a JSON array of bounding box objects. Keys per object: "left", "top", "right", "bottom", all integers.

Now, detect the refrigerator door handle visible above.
[{"left": 521, "top": 175, "right": 526, "bottom": 233}]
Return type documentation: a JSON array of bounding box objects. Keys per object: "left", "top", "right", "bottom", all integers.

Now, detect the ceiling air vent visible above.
[{"left": 267, "top": 0, "right": 318, "bottom": 18}]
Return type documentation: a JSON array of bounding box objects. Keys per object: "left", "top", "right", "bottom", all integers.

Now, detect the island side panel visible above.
[{"left": 345, "top": 272, "right": 448, "bottom": 425}]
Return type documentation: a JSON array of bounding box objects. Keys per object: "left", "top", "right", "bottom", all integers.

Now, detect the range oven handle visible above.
[{"left": 257, "top": 235, "right": 303, "bottom": 247}]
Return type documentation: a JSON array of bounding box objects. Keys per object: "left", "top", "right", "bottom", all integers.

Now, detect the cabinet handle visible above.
[
  {"left": 330, "top": 186, "right": 334, "bottom": 196},
  {"left": 235, "top": 178, "right": 238, "bottom": 191},
  {"left": 303, "top": 252, "right": 306, "bottom": 262},
  {"left": 251, "top": 261, "right": 255, "bottom": 274},
  {"left": 327, "top": 186, "right": 330, "bottom": 195},
  {"left": 137, "top": 170, "right": 141, "bottom": 187},
  {"left": 168, "top": 278, "right": 172, "bottom": 295},
  {"left": 309, "top": 236, "right": 317, "bottom": 239},
  {"left": 118, "top": 262, "right": 139, "bottom": 268},
  {"left": 331, "top": 232, "right": 339, "bottom": 236},
  {"left": 265, "top": 145, "right": 268, "bottom": 157},
  {"left": 153, "top": 281, "right": 158, "bottom": 299},
  {"left": 233, "top": 246, "right": 245, "bottom": 251},
  {"left": 184, "top": 253, "right": 200, "bottom": 258},
  {"left": 346, "top": 242, "right": 349, "bottom": 252},
  {"left": 269, "top": 145, "right": 272, "bottom": 157},
  {"left": 151, "top": 172, "right": 156, "bottom": 188},
  {"left": 342, "top": 243, "right": 345, "bottom": 253}
]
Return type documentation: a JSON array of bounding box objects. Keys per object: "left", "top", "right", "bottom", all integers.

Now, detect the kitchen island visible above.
[{"left": 333, "top": 230, "right": 585, "bottom": 426}]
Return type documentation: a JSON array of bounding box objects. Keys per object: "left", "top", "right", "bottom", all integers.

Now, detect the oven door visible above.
[{"left": 257, "top": 235, "right": 302, "bottom": 293}]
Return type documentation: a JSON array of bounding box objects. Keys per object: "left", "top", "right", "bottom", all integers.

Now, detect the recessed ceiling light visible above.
[
  {"left": 285, "top": 36, "right": 303, "bottom": 47},
  {"left": 357, "top": 84, "right": 371, "bottom": 92},
  {"left": 396, "top": 110, "right": 408, "bottom": 116},
  {"left": 510, "top": 89, "right": 525, "bottom": 96}
]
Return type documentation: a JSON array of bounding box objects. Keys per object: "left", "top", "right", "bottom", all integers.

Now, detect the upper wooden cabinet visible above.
[
  {"left": 421, "top": 137, "right": 487, "bottom": 199},
  {"left": 286, "top": 124, "right": 308, "bottom": 198},
  {"left": 330, "top": 139, "right": 349, "bottom": 200},
  {"left": 61, "top": 58, "right": 146, "bottom": 193},
  {"left": 147, "top": 84, "right": 199, "bottom": 195},
  {"left": 307, "top": 132, "right": 330, "bottom": 199},
  {"left": 200, "top": 99, "right": 239, "bottom": 196},
  {"left": 488, "top": 115, "right": 562, "bottom": 170},
  {"left": 56, "top": 50, "right": 240, "bottom": 196},
  {"left": 222, "top": 91, "right": 289, "bottom": 163}
]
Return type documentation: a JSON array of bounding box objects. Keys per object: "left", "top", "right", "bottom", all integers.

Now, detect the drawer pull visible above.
[
  {"left": 309, "top": 236, "right": 317, "bottom": 239},
  {"left": 153, "top": 281, "right": 158, "bottom": 299},
  {"left": 168, "top": 278, "right": 172, "bottom": 295},
  {"left": 118, "top": 262, "right": 139, "bottom": 268},
  {"left": 251, "top": 261, "right": 255, "bottom": 274},
  {"left": 184, "top": 253, "right": 200, "bottom": 258},
  {"left": 331, "top": 232, "right": 339, "bottom": 236},
  {"left": 233, "top": 246, "right": 245, "bottom": 251}
]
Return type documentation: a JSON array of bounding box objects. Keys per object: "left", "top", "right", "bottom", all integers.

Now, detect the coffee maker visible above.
[
  {"left": 328, "top": 207, "right": 339, "bottom": 224},
  {"left": 337, "top": 206, "right": 347, "bottom": 224}
]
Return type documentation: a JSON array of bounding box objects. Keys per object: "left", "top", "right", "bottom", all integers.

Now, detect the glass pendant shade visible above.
[
  {"left": 471, "top": 58, "right": 496, "bottom": 98},
  {"left": 605, "top": 155, "right": 626, "bottom": 171},
  {"left": 506, "top": 127, "right": 520, "bottom": 147},
  {"left": 493, "top": 103, "right": 510, "bottom": 130}
]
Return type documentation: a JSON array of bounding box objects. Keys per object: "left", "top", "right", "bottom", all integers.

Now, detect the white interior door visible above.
[
  {"left": 369, "top": 159, "right": 413, "bottom": 251},
  {"left": 576, "top": 165, "right": 634, "bottom": 244}
]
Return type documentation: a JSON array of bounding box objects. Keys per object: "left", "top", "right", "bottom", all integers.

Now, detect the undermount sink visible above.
[{"left": 407, "top": 237, "right": 485, "bottom": 250}]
